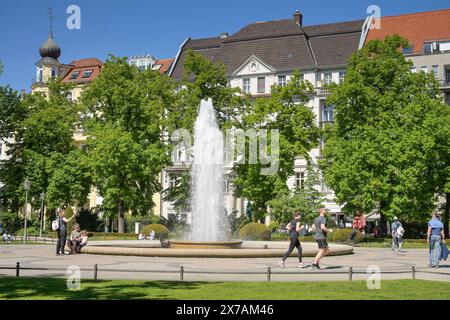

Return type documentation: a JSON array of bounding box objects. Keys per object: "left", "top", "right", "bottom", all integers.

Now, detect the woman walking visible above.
[
  {"left": 279, "top": 212, "right": 305, "bottom": 268},
  {"left": 427, "top": 212, "right": 445, "bottom": 268},
  {"left": 55, "top": 206, "right": 77, "bottom": 256}
]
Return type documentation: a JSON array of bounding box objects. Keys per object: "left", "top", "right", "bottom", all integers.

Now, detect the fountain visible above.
[
  {"left": 80, "top": 99, "right": 352, "bottom": 256},
  {"left": 171, "top": 99, "right": 242, "bottom": 249}
]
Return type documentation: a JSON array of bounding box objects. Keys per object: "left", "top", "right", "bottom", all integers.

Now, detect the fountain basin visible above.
[{"left": 171, "top": 240, "right": 243, "bottom": 249}]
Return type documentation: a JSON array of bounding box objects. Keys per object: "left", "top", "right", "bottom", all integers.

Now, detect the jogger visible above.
[{"left": 279, "top": 212, "right": 304, "bottom": 268}]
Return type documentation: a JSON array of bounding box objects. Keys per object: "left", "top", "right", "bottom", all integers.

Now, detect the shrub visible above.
[
  {"left": 239, "top": 223, "right": 271, "bottom": 241},
  {"left": 329, "top": 228, "right": 363, "bottom": 243},
  {"left": 0, "top": 211, "right": 23, "bottom": 234},
  {"left": 15, "top": 227, "right": 40, "bottom": 236},
  {"left": 141, "top": 224, "right": 169, "bottom": 239},
  {"left": 267, "top": 221, "right": 280, "bottom": 232}
]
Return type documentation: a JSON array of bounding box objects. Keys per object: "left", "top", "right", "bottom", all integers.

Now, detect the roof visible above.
[
  {"left": 170, "top": 16, "right": 364, "bottom": 80},
  {"left": 366, "top": 9, "right": 450, "bottom": 54},
  {"left": 153, "top": 58, "right": 175, "bottom": 74},
  {"left": 62, "top": 58, "right": 103, "bottom": 84}
]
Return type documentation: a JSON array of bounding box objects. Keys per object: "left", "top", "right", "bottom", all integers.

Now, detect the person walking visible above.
[
  {"left": 279, "top": 212, "right": 305, "bottom": 268},
  {"left": 427, "top": 212, "right": 445, "bottom": 268},
  {"left": 312, "top": 206, "right": 332, "bottom": 270},
  {"left": 391, "top": 217, "right": 403, "bottom": 252},
  {"left": 55, "top": 206, "right": 77, "bottom": 256}
]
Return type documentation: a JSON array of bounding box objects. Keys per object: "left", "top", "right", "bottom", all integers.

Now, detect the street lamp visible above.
[
  {"left": 39, "top": 192, "right": 45, "bottom": 238},
  {"left": 23, "top": 178, "right": 31, "bottom": 244}
]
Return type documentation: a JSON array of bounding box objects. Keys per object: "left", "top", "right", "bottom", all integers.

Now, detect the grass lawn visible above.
[{"left": 0, "top": 278, "right": 449, "bottom": 300}]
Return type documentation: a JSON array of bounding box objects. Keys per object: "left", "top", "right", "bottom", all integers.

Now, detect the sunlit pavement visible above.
[{"left": 0, "top": 244, "right": 449, "bottom": 282}]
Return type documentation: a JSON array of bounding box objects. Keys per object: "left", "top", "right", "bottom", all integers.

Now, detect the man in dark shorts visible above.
[
  {"left": 312, "top": 206, "right": 332, "bottom": 270},
  {"left": 278, "top": 212, "right": 305, "bottom": 268}
]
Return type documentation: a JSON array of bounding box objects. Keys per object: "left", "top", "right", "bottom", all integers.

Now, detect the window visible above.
[
  {"left": 322, "top": 103, "right": 334, "bottom": 123},
  {"left": 82, "top": 70, "right": 93, "bottom": 78},
  {"left": 51, "top": 67, "right": 57, "bottom": 79},
  {"left": 242, "top": 78, "right": 250, "bottom": 93},
  {"left": 38, "top": 68, "right": 43, "bottom": 82},
  {"left": 66, "top": 91, "right": 73, "bottom": 101},
  {"left": 257, "top": 77, "right": 265, "bottom": 93},
  {"left": 295, "top": 172, "right": 305, "bottom": 189},
  {"left": 70, "top": 71, "right": 80, "bottom": 79},
  {"left": 432, "top": 65, "right": 439, "bottom": 78},
  {"left": 446, "top": 68, "right": 450, "bottom": 85},
  {"left": 169, "top": 174, "right": 179, "bottom": 188},
  {"left": 402, "top": 46, "right": 414, "bottom": 55},
  {"left": 339, "top": 71, "right": 346, "bottom": 84},
  {"left": 278, "top": 75, "right": 287, "bottom": 87},
  {"left": 323, "top": 72, "right": 332, "bottom": 85},
  {"left": 300, "top": 73, "right": 304, "bottom": 82},
  {"left": 420, "top": 66, "right": 428, "bottom": 73},
  {"left": 423, "top": 43, "right": 433, "bottom": 55},
  {"left": 411, "top": 67, "right": 417, "bottom": 73}
]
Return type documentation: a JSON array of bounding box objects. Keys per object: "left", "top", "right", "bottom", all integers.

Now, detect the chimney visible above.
[
  {"left": 293, "top": 10, "right": 303, "bottom": 26},
  {"left": 220, "top": 32, "right": 229, "bottom": 39}
]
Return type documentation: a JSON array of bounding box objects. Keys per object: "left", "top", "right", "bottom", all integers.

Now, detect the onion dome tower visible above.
[{"left": 39, "top": 31, "right": 61, "bottom": 60}]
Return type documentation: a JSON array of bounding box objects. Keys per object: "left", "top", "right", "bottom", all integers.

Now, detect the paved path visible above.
[{"left": 0, "top": 244, "right": 449, "bottom": 282}]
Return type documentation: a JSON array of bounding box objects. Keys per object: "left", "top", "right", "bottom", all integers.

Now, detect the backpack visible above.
[
  {"left": 51, "top": 218, "right": 60, "bottom": 231},
  {"left": 397, "top": 226, "right": 404, "bottom": 237}
]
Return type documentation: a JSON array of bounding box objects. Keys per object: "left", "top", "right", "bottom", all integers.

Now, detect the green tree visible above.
[
  {"left": 268, "top": 164, "right": 324, "bottom": 224},
  {"left": 81, "top": 56, "right": 174, "bottom": 232},
  {"left": 233, "top": 72, "right": 320, "bottom": 221},
  {"left": 320, "top": 35, "right": 450, "bottom": 232},
  {"left": 0, "top": 81, "right": 80, "bottom": 212},
  {"left": 162, "top": 171, "right": 191, "bottom": 213}
]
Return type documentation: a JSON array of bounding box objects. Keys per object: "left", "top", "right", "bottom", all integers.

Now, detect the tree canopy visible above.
[{"left": 320, "top": 35, "right": 450, "bottom": 224}]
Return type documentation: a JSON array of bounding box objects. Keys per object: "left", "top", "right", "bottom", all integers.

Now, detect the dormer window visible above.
[
  {"left": 82, "top": 70, "right": 93, "bottom": 78},
  {"left": 51, "top": 67, "right": 57, "bottom": 79},
  {"left": 70, "top": 71, "right": 80, "bottom": 79}
]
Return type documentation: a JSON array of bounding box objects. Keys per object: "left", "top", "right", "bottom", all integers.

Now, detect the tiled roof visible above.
[
  {"left": 366, "top": 9, "right": 450, "bottom": 54},
  {"left": 154, "top": 58, "right": 175, "bottom": 74},
  {"left": 170, "top": 17, "right": 364, "bottom": 80},
  {"left": 62, "top": 58, "right": 103, "bottom": 84}
]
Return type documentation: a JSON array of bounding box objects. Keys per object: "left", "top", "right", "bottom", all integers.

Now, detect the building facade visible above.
[
  {"left": 167, "top": 11, "right": 367, "bottom": 224},
  {"left": 365, "top": 9, "right": 450, "bottom": 106}
]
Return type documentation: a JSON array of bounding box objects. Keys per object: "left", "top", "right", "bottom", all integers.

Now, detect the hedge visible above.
[
  {"left": 239, "top": 223, "right": 271, "bottom": 241},
  {"left": 141, "top": 224, "right": 169, "bottom": 239}
]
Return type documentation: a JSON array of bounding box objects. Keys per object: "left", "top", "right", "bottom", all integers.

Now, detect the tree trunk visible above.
[
  {"left": 445, "top": 193, "right": 450, "bottom": 238},
  {"left": 118, "top": 201, "right": 125, "bottom": 233}
]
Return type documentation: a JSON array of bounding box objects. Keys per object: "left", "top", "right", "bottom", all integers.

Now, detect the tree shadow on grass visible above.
[{"left": 0, "top": 277, "right": 210, "bottom": 300}]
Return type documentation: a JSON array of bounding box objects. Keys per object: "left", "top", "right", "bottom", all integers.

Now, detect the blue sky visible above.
[{"left": 0, "top": 0, "right": 449, "bottom": 91}]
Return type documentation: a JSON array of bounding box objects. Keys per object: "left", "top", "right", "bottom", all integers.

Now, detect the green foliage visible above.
[
  {"left": 176, "top": 50, "right": 247, "bottom": 131},
  {"left": 75, "top": 208, "right": 102, "bottom": 232},
  {"left": 159, "top": 214, "right": 187, "bottom": 233},
  {"left": 321, "top": 35, "right": 450, "bottom": 222},
  {"left": 233, "top": 72, "right": 320, "bottom": 220},
  {"left": 162, "top": 171, "right": 191, "bottom": 213},
  {"left": 328, "top": 228, "right": 363, "bottom": 243},
  {"left": 228, "top": 211, "right": 250, "bottom": 235},
  {"left": 0, "top": 211, "right": 23, "bottom": 234},
  {"left": 81, "top": 56, "right": 174, "bottom": 232},
  {"left": 0, "top": 80, "right": 83, "bottom": 212},
  {"left": 268, "top": 164, "right": 324, "bottom": 224},
  {"left": 239, "top": 222, "right": 271, "bottom": 240},
  {"left": 267, "top": 221, "right": 280, "bottom": 232},
  {"left": 15, "top": 226, "right": 40, "bottom": 236},
  {"left": 141, "top": 224, "right": 169, "bottom": 239}
]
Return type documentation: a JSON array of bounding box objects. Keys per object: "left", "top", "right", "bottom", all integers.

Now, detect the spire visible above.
[{"left": 38, "top": 8, "right": 61, "bottom": 60}]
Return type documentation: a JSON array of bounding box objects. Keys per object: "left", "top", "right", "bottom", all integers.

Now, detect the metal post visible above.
[
  {"left": 94, "top": 264, "right": 98, "bottom": 281},
  {"left": 23, "top": 179, "right": 30, "bottom": 244},
  {"left": 412, "top": 265, "right": 416, "bottom": 280},
  {"left": 349, "top": 267, "right": 353, "bottom": 281},
  {"left": 180, "top": 265, "right": 184, "bottom": 281},
  {"left": 267, "top": 266, "right": 271, "bottom": 282},
  {"left": 39, "top": 193, "right": 45, "bottom": 238},
  {"left": 16, "top": 262, "right": 20, "bottom": 277}
]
